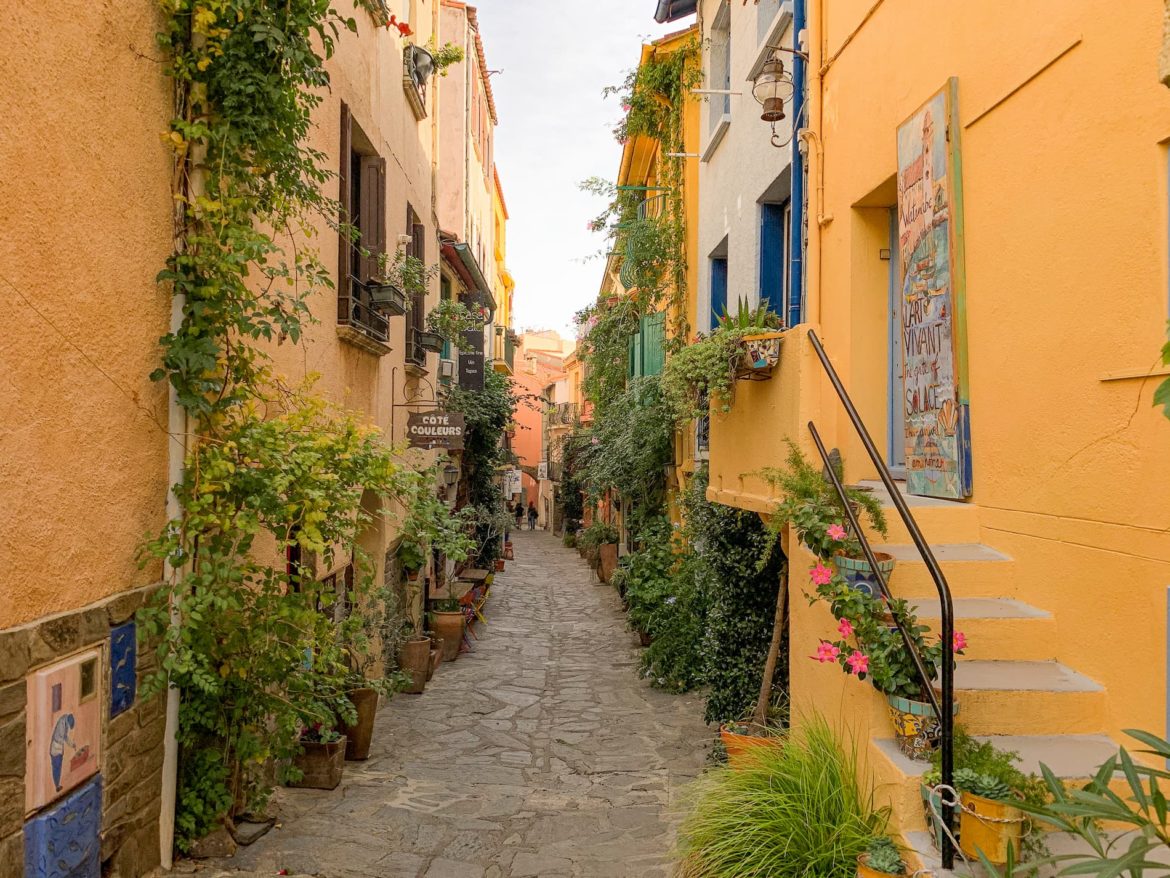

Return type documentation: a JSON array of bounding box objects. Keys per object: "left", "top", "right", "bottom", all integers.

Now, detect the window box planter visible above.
[
  {"left": 368, "top": 281, "right": 408, "bottom": 316},
  {"left": 417, "top": 330, "right": 444, "bottom": 353},
  {"left": 289, "top": 738, "right": 346, "bottom": 790},
  {"left": 858, "top": 854, "right": 907, "bottom": 878},
  {"left": 736, "top": 331, "right": 784, "bottom": 379}
]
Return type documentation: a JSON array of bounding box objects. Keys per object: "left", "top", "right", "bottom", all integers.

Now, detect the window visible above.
[
  {"left": 710, "top": 255, "right": 728, "bottom": 330},
  {"left": 759, "top": 201, "right": 790, "bottom": 319},
  {"left": 337, "top": 103, "right": 389, "bottom": 343},
  {"left": 405, "top": 203, "right": 427, "bottom": 366},
  {"left": 757, "top": 0, "right": 783, "bottom": 45},
  {"left": 709, "top": 5, "right": 732, "bottom": 133}
]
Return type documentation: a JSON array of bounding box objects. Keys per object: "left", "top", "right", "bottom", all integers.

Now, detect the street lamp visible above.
[
  {"left": 442, "top": 463, "right": 460, "bottom": 489},
  {"left": 751, "top": 50, "right": 796, "bottom": 148}
]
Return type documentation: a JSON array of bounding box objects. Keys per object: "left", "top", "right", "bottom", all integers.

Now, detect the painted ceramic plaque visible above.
[
  {"left": 25, "top": 650, "right": 102, "bottom": 813},
  {"left": 23, "top": 775, "right": 102, "bottom": 878},
  {"left": 896, "top": 78, "right": 972, "bottom": 499}
]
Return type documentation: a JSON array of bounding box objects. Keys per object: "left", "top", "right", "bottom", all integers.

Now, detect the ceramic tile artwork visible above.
[
  {"left": 109, "top": 621, "right": 136, "bottom": 718},
  {"left": 25, "top": 650, "right": 102, "bottom": 813},
  {"left": 23, "top": 775, "right": 102, "bottom": 878}
]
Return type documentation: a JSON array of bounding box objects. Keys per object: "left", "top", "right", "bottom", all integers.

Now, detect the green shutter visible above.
[{"left": 642, "top": 312, "right": 666, "bottom": 377}]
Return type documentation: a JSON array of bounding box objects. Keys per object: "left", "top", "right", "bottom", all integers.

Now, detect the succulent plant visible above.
[
  {"left": 864, "top": 836, "right": 906, "bottom": 875},
  {"left": 954, "top": 767, "right": 1013, "bottom": 801}
]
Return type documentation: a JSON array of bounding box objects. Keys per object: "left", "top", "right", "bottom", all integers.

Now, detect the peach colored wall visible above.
[{"left": 0, "top": 1, "right": 172, "bottom": 628}]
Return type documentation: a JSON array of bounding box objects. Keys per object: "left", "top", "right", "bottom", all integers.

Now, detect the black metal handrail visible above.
[{"left": 806, "top": 329, "right": 957, "bottom": 870}]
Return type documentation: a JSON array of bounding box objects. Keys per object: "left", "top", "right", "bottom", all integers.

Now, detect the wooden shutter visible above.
[
  {"left": 376, "top": 157, "right": 387, "bottom": 264},
  {"left": 338, "top": 102, "right": 351, "bottom": 312},
  {"left": 359, "top": 155, "right": 382, "bottom": 282}
]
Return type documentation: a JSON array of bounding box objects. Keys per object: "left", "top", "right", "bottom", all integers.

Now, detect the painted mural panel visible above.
[
  {"left": 25, "top": 650, "right": 102, "bottom": 813},
  {"left": 896, "top": 79, "right": 972, "bottom": 499}
]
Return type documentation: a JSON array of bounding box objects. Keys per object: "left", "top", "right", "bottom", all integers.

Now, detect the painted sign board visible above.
[
  {"left": 407, "top": 411, "right": 465, "bottom": 450},
  {"left": 895, "top": 78, "right": 972, "bottom": 499},
  {"left": 458, "top": 353, "right": 485, "bottom": 391},
  {"left": 26, "top": 650, "right": 102, "bottom": 813},
  {"left": 504, "top": 469, "right": 522, "bottom": 497},
  {"left": 109, "top": 622, "right": 136, "bottom": 718},
  {"left": 537, "top": 461, "right": 548, "bottom": 481}
]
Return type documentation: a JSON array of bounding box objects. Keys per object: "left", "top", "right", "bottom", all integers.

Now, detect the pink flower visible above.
[
  {"left": 621, "top": 102, "right": 631, "bottom": 112},
  {"left": 845, "top": 650, "right": 869, "bottom": 676},
  {"left": 810, "top": 641, "right": 840, "bottom": 664},
  {"left": 952, "top": 631, "right": 968, "bottom": 652},
  {"left": 827, "top": 523, "right": 847, "bottom": 541},
  {"left": 837, "top": 618, "right": 854, "bottom": 638},
  {"left": 809, "top": 562, "right": 834, "bottom": 586}
]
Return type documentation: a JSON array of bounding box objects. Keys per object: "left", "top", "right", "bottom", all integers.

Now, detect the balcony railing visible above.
[
  {"left": 338, "top": 279, "right": 390, "bottom": 344},
  {"left": 548, "top": 402, "right": 578, "bottom": 425},
  {"left": 492, "top": 326, "right": 516, "bottom": 372},
  {"left": 406, "top": 326, "right": 426, "bottom": 367}
]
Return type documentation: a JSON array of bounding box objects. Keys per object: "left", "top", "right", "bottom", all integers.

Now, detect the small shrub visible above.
[{"left": 864, "top": 837, "right": 907, "bottom": 875}]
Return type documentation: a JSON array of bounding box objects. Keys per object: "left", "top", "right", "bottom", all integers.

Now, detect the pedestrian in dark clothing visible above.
[
  {"left": 514, "top": 501, "right": 523, "bottom": 529},
  {"left": 527, "top": 502, "right": 538, "bottom": 531}
]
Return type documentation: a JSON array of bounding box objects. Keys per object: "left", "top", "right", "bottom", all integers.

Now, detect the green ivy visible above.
[
  {"left": 144, "top": 0, "right": 470, "bottom": 849},
  {"left": 447, "top": 369, "right": 518, "bottom": 564},
  {"left": 686, "top": 467, "right": 788, "bottom": 724}
]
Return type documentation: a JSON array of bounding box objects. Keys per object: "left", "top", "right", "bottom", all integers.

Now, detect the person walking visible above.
[
  {"left": 513, "top": 501, "right": 523, "bottom": 530},
  {"left": 527, "top": 501, "right": 538, "bottom": 531}
]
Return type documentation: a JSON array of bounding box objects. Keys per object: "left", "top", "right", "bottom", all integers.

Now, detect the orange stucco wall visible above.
[{"left": 0, "top": 2, "right": 172, "bottom": 628}]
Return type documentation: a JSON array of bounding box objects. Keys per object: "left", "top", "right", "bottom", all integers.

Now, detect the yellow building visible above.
[
  {"left": 491, "top": 166, "right": 516, "bottom": 375},
  {"left": 702, "top": 0, "right": 1170, "bottom": 863},
  {"left": 602, "top": 25, "right": 702, "bottom": 513}
]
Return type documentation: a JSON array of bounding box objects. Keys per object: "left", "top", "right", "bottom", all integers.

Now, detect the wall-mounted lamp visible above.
[
  {"left": 442, "top": 463, "right": 460, "bottom": 489},
  {"left": 751, "top": 49, "right": 795, "bottom": 148}
]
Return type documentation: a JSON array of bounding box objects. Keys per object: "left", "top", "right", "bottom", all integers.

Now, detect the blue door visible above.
[{"left": 759, "top": 202, "right": 786, "bottom": 318}]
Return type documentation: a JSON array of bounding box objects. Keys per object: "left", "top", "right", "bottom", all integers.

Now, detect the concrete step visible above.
[
  {"left": 871, "top": 734, "right": 1119, "bottom": 846},
  {"left": 949, "top": 661, "right": 1105, "bottom": 736},
  {"left": 876, "top": 542, "right": 1016, "bottom": 600},
  {"left": 907, "top": 598, "right": 1055, "bottom": 661},
  {"left": 856, "top": 480, "right": 982, "bottom": 545}
]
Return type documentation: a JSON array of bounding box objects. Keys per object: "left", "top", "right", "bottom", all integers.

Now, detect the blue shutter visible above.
[
  {"left": 760, "top": 202, "right": 786, "bottom": 317},
  {"left": 710, "top": 257, "right": 728, "bottom": 330}
]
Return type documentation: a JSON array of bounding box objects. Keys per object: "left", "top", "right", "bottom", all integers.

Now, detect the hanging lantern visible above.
[{"left": 751, "top": 51, "right": 794, "bottom": 123}]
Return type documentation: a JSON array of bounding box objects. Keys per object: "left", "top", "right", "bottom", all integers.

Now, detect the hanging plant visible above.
[{"left": 426, "top": 298, "right": 486, "bottom": 341}]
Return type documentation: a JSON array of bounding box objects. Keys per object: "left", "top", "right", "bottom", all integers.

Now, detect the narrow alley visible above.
[{"left": 204, "top": 530, "right": 710, "bottom": 878}]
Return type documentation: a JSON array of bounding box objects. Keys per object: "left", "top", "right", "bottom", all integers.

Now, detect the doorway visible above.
[{"left": 886, "top": 209, "right": 906, "bottom": 480}]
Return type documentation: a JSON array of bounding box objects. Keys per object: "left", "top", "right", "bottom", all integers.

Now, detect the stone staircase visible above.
[{"left": 854, "top": 481, "right": 1117, "bottom": 873}]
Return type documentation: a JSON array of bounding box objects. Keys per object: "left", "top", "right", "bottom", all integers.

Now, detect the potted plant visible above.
[
  {"left": 718, "top": 716, "right": 784, "bottom": 768},
  {"left": 920, "top": 729, "right": 1046, "bottom": 862},
  {"left": 720, "top": 300, "right": 784, "bottom": 377},
  {"left": 370, "top": 247, "right": 438, "bottom": 316},
  {"left": 397, "top": 631, "right": 430, "bottom": 694},
  {"left": 858, "top": 837, "right": 907, "bottom": 878},
  {"left": 289, "top": 724, "right": 346, "bottom": 790},
  {"left": 429, "top": 598, "right": 465, "bottom": 661},
  {"left": 427, "top": 635, "right": 443, "bottom": 679}
]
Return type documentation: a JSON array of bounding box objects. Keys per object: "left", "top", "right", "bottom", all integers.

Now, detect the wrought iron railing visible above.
[
  {"left": 806, "top": 329, "right": 957, "bottom": 870},
  {"left": 338, "top": 278, "right": 390, "bottom": 343},
  {"left": 406, "top": 326, "right": 426, "bottom": 367}
]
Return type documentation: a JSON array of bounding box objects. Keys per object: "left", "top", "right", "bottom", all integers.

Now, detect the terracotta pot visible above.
[
  {"left": 959, "top": 791, "right": 1024, "bottom": 865},
  {"left": 428, "top": 643, "right": 443, "bottom": 678},
  {"left": 857, "top": 854, "right": 906, "bottom": 878},
  {"left": 397, "top": 636, "right": 430, "bottom": 694},
  {"left": 599, "top": 542, "right": 618, "bottom": 584},
  {"left": 719, "top": 726, "right": 783, "bottom": 768},
  {"left": 638, "top": 631, "right": 653, "bottom": 648},
  {"left": 340, "top": 687, "right": 378, "bottom": 760},
  {"left": 495, "top": 559, "right": 505, "bottom": 572},
  {"left": 432, "top": 611, "right": 465, "bottom": 661},
  {"left": 834, "top": 551, "right": 896, "bottom": 598},
  {"left": 289, "top": 738, "right": 345, "bottom": 789},
  {"left": 886, "top": 692, "right": 960, "bottom": 760},
  {"left": 504, "top": 542, "right": 514, "bottom": 560}
]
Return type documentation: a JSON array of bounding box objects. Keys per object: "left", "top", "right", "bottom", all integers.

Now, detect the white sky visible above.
[{"left": 471, "top": 1, "right": 687, "bottom": 337}]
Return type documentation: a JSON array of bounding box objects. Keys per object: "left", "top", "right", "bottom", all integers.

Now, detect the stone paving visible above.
[{"left": 195, "top": 529, "right": 711, "bottom": 878}]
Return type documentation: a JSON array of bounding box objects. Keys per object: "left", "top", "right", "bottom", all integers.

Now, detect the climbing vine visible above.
[{"left": 141, "top": 0, "right": 449, "bottom": 849}]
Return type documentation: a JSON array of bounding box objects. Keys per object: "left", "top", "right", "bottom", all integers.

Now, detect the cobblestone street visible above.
[{"left": 198, "top": 530, "right": 710, "bottom": 878}]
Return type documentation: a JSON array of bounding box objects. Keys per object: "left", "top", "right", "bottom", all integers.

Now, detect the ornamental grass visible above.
[{"left": 677, "top": 716, "right": 888, "bottom": 878}]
